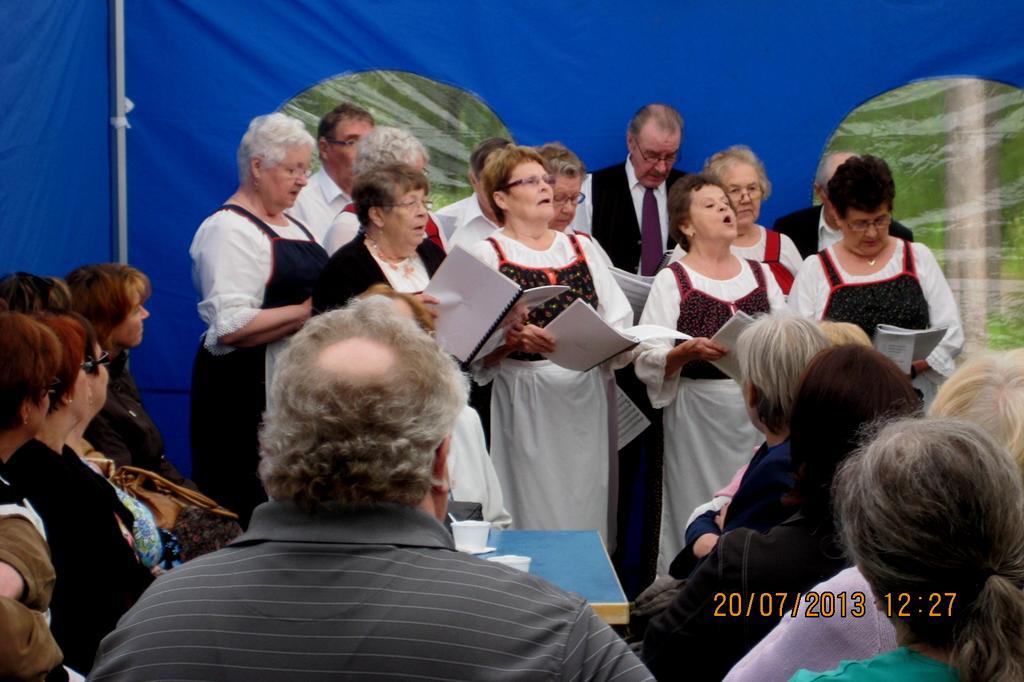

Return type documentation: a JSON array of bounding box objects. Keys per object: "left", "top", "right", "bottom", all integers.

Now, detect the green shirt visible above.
[{"left": 790, "top": 647, "right": 958, "bottom": 682}]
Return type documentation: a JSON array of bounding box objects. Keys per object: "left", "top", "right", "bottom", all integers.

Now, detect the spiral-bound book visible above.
[{"left": 425, "top": 246, "right": 568, "bottom": 364}]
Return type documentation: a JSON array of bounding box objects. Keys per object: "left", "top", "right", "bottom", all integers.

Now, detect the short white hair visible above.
[
  {"left": 352, "top": 126, "right": 429, "bottom": 177},
  {"left": 236, "top": 112, "right": 314, "bottom": 183},
  {"left": 737, "top": 311, "right": 828, "bottom": 432}
]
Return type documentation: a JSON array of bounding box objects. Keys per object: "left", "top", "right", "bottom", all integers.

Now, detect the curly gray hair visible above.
[
  {"left": 236, "top": 112, "right": 314, "bottom": 183},
  {"left": 258, "top": 298, "right": 468, "bottom": 512},
  {"left": 352, "top": 126, "right": 429, "bottom": 177}
]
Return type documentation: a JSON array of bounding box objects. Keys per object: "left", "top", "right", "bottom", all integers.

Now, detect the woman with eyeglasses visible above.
[
  {"left": 66, "top": 263, "right": 195, "bottom": 489},
  {"left": 2, "top": 313, "right": 153, "bottom": 674},
  {"left": 537, "top": 142, "right": 614, "bottom": 267},
  {"left": 701, "top": 146, "right": 802, "bottom": 294},
  {"left": 788, "top": 155, "right": 963, "bottom": 404},
  {"left": 312, "top": 163, "right": 445, "bottom": 313},
  {"left": 189, "top": 112, "right": 328, "bottom": 527},
  {"left": 467, "top": 145, "right": 632, "bottom": 541}
]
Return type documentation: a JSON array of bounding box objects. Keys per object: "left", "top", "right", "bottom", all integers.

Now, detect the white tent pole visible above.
[{"left": 110, "top": 0, "right": 128, "bottom": 263}]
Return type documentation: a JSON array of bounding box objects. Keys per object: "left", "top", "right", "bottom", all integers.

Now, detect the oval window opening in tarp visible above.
[
  {"left": 282, "top": 70, "right": 514, "bottom": 209},
  {"left": 822, "top": 77, "right": 1024, "bottom": 352}
]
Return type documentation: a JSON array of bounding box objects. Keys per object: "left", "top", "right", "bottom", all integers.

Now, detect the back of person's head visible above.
[
  {"left": 817, "top": 320, "right": 872, "bottom": 347},
  {"left": 929, "top": 349, "right": 1024, "bottom": 469},
  {"left": 826, "top": 154, "right": 895, "bottom": 217},
  {"left": 835, "top": 417, "right": 1024, "bottom": 682},
  {"left": 66, "top": 263, "right": 151, "bottom": 351},
  {"left": 33, "top": 312, "right": 99, "bottom": 412},
  {"left": 469, "top": 137, "right": 512, "bottom": 180},
  {"left": 0, "top": 312, "right": 61, "bottom": 431},
  {"left": 352, "top": 126, "right": 429, "bottom": 177},
  {"left": 0, "top": 272, "right": 72, "bottom": 313},
  {"left": 259, "top": 298, "right": 468, "bottom": 512},
  {"left": 787, "top": 345, "right": 919, "bottom": 516},
  {"left": 736, "top": 312, "right": 829, "bottom": 433},
  {"left": 359, "top": 285, "right": 435, "bottom": 333}
]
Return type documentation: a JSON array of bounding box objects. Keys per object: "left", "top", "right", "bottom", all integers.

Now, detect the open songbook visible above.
[
  {"left": 542, "top": 299, "right": 690, "bottom": 372},
  {"left": 424, "top": 246, "right": 568, "bottom": 364},
  {"left": 873, "top": 324, "right": 947, "bottom": 373},
  {"left": 707, "top": 310, "right": 756, "bottom": 381}
]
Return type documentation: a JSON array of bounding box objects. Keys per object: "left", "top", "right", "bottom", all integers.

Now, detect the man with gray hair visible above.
[
  {"left": 572, "top": 103, "right": 686, "bottom": 275},
  {"left": 773, "top": 151, "right": 914, "bottom": 259},
  {"left": 90, "top": 299, "right": 653, "bottom": 682},
  {"left": 322, "top": 126, "right": 446, "bottom": 254}
]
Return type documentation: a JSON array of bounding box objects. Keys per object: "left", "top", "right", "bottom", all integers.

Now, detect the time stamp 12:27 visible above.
[{"left": 712, "top": 591, "right": 958, "bottom": 619}]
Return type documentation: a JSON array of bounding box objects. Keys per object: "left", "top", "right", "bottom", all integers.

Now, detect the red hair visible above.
[
  {"left": 0, "top": 312, "right": 61, "bottom": 429},
  {"left": 66, "top": 263, "right": 150, "bottom": 349}
]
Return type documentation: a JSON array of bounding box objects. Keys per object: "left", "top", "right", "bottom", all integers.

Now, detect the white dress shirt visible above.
[
  {"left": 287, "top": 169, "right": 350, "bottom": 245},
  {"left": 570, "top": 156, "right": 671, "bottom": 248},
  {"left": 816, "top": 206, "right": 843, "bottom": 253},
  {"left": 438, "top": 194, "right": 501, "bottom": 251}
]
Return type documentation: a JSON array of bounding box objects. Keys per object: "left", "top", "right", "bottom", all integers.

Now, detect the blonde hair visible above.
[
  {"left": 929, "top": 349, "right": 1024, "bottom": 469},
  {"left": 818, "top": 320, "right": 872, "bottom": 347},
  {"left": 480, "top": 145, "right": 549, "bottom": 224},
  {"left": 703, "top": 145, "right": 772, "bottom": 201}
]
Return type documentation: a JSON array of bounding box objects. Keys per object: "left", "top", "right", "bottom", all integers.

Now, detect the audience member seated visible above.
[
  {"left": 1, "top": 313, "right": 153, "bottom": 674},
  {"left": 289, "top": 102, "right": 375, "bottom": 243},
  {"left": 0, "top": 311, "right": 65, "bottom": 681},
  {"left": 91, "top": 299, "right": 653, "bottom": 681},
  {"left": 469, "top": 145, "right": 632, "bottom": 542},
  {"left": 726, "top": 348, "right": 1024, "bottom": 681},
  {"left": 0, "top": 273, "right": 72, "bottom": 313},
  {"left": 66, "top": 263, "right": 194, "bottom": 487},
  {"left": 773, "top": 152, "right": 914, "bottom": 260},
  {"left": 313, "top": 164, "right": 445, "bottom": 313},
  {"left": 670, "top": 313, "right": 828, "bottom": 576},
  {"left": 817, "top": 320, "right": 871, "bottom": 347},
  {"left": 358, "top": 284, "right": 511, "bottom": 527},
  {"left": 439, "top": 136, "right": 511, "bottom": 249},
  {"left": 189, "top": 112, "right": 327, "bottom": 527},
  {"left": 641, "top": 345, "right": 919, "bottom": 681},
  {"left": 635, "top": 173, "right": 786, "bottom": 573},
  {"left": 788, "top": 155, "right": 962, "bottom": 405},
  {"left": 322, "top": 126, "right": 445, "bottom": 254},
  {"left": 706, "top": 146, "right": 802, "bottom": 291},
  {"left": 790, "top": 417, "right": 1024, "bottom": 682}
]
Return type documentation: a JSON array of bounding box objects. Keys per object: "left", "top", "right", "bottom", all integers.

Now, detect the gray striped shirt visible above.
[{"left": 91, "top": 502, "right": 652, "bottom": 681}]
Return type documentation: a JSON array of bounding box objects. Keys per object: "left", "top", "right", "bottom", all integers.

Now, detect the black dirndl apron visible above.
[{"left": 190, "top": 205, "right": 328, "bottom": 527}]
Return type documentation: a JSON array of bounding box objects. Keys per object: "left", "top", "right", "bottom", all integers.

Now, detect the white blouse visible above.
[
  {"left": 788, "top": 240, "right": 963, "bottom": 378},
  {"left": 190, "top": 209, "right": 313, "bottom": 355},
  {"left": 467, "top": 230, "right": 634, "bottom": 379},
  {"left": 669, "top": 225, "right": 803, "bottom": 278},
  {"left": 635, "top": 258, "right": 787, "bottom": 407}
]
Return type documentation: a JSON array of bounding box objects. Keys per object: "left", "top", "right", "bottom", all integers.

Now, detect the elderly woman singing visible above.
[{"left": 189, "top": 112, "right": 328, "bottom": 526}]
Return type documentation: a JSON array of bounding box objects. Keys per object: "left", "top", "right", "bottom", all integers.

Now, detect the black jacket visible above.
[
  {"left": 312, "top": 235, "right": 446, "bottom": 313},
  {"left": 642, "top": 512, "right": 848, "bottom": 681},
  {"left": 85, "top": 351, "right": 194, "bottom": 488},
  {"left": 590, "top": 162, "right": 686, "bottom": 273},
  {"left": 773, "top": 205, "right": 914, "bottom": 260}
]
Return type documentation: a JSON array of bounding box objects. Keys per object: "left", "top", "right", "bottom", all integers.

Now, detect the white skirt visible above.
[
  {"left": 490, "top": 359, "right": 611, "bottom": 542},
  {"left": 658, "top": 377, "right": 762, "bottom": 574}
]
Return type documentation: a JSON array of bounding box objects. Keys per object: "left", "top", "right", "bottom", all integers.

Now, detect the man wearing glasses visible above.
[
  {"left": 773, "top": 151, "right": 914, "bottom": 260},
  {"left": 572, "top": 103, "right": 686, "bottom": 275},
  {"left": 290, "top": 102, "right": 375, "bottom": 245}
]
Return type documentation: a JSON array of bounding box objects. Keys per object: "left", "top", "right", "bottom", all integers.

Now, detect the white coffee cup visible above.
[
  {"left": 451, "top": 520, "right": 491, "bottom": 549},
  {"left": 486, "top": 554, "right": 531, "bottom": 572}
]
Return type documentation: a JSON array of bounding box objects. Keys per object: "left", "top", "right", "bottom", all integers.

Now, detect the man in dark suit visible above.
[
  {"left": 572, "top": 103, "right": 686, "bottom": 274},
  {"left": 774, "top": 151, "right": 913, "bottom": 259}
]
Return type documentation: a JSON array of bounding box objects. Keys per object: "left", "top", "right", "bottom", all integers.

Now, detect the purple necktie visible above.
[{"left": 640, "top": 187, "right": 661, "bottom": 276}]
